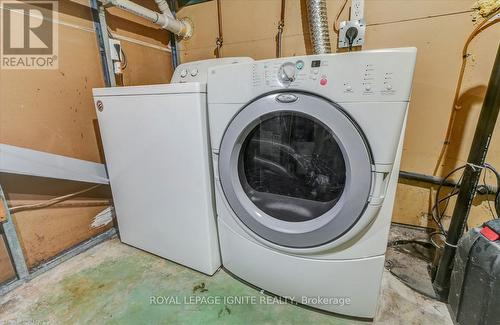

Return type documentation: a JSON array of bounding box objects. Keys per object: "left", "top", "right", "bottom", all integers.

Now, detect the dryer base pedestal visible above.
[{"left": 219, "top": 218, "right": 385, "bottom": 318}]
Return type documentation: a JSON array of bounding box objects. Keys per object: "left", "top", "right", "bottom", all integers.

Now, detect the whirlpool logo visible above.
[{"left": 1, "top": 0, "right": 58, "bottom": 69}]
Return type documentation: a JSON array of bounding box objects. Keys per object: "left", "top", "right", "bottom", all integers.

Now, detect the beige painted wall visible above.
[
  {"left": 177, "top": 0, "right": 500, "bottom": 229},
  {"left": 0, "top": 1, "right": 174, "bottom": 281}
]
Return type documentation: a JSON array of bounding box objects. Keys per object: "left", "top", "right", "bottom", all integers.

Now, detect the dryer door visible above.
[{"left": 219, "top": 92, "right": 372, "bottom": 248}]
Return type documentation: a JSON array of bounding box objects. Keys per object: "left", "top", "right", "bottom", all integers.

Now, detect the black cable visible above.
[
  {"left": 439, "top": 173, "right": 463, "bottom": 225},
  {"left": 483, "top": 163, "right": 500, "bottom": 217},
  {"left": 432, "top": 165, "right": 466, "bottom": 235},
  {"left": 482, "top": 168, "right": 497, "bottom": 219},
  {"left": 345, "top": 27, "right": 358, "bottom": 51}
]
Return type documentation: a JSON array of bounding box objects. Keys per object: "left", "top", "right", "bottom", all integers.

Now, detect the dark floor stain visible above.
[{"left": 193, "top": 282, "right": 208, "bottom": 293}]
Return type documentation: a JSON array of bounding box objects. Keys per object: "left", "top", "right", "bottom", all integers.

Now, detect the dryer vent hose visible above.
[{"left": 306, "top": 0, "right": 332, "bottom": 54}]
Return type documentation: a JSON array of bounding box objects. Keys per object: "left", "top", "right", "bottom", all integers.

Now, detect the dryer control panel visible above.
[
  {"left": 220, "top": 48, "right": 417, "bottom": 103},
  {"left": 252, "top": 56, "right": 402, "bottom": 98}
]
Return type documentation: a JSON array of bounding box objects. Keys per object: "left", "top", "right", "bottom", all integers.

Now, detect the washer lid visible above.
[
  {"left": 218, "top": 92, "right": 373, "bottom": 248},
  {"left": 92, "top": 82, "right": 206, "bottom": 97}
]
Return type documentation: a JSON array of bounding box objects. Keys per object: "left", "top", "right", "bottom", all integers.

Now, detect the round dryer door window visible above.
[
  {"left": 219, "top": 92, "right": 373, "bottom": 248},
  {"left": 239, "top": 112, "right": 346, "bottom": 222}
]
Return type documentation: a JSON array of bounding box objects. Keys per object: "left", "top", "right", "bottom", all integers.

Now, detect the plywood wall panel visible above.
[
  {"left": 364, "top": 0, "right": 473, "bottom": 24},
  {"left": 121, "top": 42, "right": 172, "bottom": 85},
  {"left": 12, "top": 202, "right": 114, "bottom": 269},
  {"left": 178, "top": 0, "right": 219, "bottom": 56},
  {"left": 0, "top": 25, "right": 106, "bottom": 163}
]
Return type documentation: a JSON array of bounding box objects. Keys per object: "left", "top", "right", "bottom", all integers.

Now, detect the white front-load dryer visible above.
[{"left": 207, "top": 48, "right": 417, "bottom": 317}]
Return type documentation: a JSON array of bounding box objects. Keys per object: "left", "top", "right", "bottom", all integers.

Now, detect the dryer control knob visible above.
[
  {"left": 180, "top": 69, "right": 188, "bottom": 78},
  {"left": 190, "top": 68, "right": 199, "bottom": 76},
  {"left": 278, "top": 62, "right": 296, "bottom": 86}
]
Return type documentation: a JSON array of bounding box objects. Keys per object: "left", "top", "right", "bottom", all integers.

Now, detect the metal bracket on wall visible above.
[
  {"left": 168, "top": 0, "right": 181, "bottom": 69},
  {"left": 90, "top": 0, "right": 116, "bottom": 87},
  {"left": 0, "top": 185, "right": 29, "bottom": 282}
]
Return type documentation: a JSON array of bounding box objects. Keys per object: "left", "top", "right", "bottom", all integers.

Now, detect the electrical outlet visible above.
[
  {"left": 338, "top": 19, "right": 365, "bottom": 48},
  {"left": 351, "top": 0, "right": 364, "bottom": 21}
]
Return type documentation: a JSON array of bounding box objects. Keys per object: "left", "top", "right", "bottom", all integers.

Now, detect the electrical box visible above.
[
  {"left": 338, "top": 19, "right": 366, "bottom": 49},
  {"left": 108, "top": 39, "right": 122, "bottom": 74},
  {"left": 338, "top": 0, "right": 366, "bottom": 49}
]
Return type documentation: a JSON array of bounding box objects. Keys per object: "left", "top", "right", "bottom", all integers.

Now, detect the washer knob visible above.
[
  {"left": 180, "top": 69, "right": 187, "bottom": 78},
  {"left": 190, "top": 68, "right": 198, "bottom": 76},
  {"left": 386, "top": 84, "right": 393, "bottom": 90},
  {"left": 365, "top": 84, "right": 372, "bottom": 91}
]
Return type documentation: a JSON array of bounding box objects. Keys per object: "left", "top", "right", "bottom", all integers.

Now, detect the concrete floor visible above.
[{"left": 0, "top": 236, "right": 452, "bottom": 324}]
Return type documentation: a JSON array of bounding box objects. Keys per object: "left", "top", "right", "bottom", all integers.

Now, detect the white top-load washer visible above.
[
  {"left": 207, "top": 48, "right": 416, "bottom": 317},
  {"left": 92, "top": 57, "right": 252, "bottom": 275}
]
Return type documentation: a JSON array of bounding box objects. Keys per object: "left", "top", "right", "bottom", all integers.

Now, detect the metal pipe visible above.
[
  {"left": 306, "top": 0, "right": 331, "bottom": 54},
  {"left": 91, "top": 0, "right": 116, "bottom": 87},
  {"left": 399, "top": 170, "right": 497, "bottom": 194},
  {"left": 0, "top": 185, "right": 29, "bottom": 281},
  {"left": 399, "top": 170, "right": 457, "bottom": 187},
  {"left": 276, "top": 0, "right": 286, "bottom": 58},
  {"left": 102, "top": 0, "right": 192, "bottom": 39},
  {"left": 433, "top": 44, "right": 500, "bottom": 301},
  {"left": 215, "top": 0, "right": 223, "bottom": 58},
  {"left": 168, "top": 0, "right": 180, "bottom": 69}
]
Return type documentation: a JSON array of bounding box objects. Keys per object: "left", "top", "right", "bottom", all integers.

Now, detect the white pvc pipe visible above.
[
  {"left": 103, "top": 0, "right": 192, "bottom": 39},
  {"left": 154, "top": 0, "right": 172, "bottom": 17}
]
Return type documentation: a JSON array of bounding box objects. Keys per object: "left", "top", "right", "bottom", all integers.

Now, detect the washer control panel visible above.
[{"left": 172, "top": 57, "right": 253, "bottom": 83}]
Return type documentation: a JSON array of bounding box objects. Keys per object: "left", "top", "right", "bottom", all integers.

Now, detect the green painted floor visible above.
[{"left": 0, "top": 237, "right": 452, "bottom": 324}]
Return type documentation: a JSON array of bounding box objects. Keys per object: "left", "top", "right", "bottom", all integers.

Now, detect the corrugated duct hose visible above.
[{"left": 306, "top": 0, "right": 332, "bottom": 54}]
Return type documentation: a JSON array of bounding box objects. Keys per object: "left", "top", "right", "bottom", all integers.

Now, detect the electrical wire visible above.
[
  {"left": 433, "top": 10, "right": 500, "bottom": 174},
  {"left": 438, "top": 172, "right": 464, "bottom": 225},
  {"left": 431, "top": 165, "right": 466, "bottom": 235},
  {"left": 107, "top": 26, "right": 127, "bottom": 71},
  {"left": 429, "top": 162, "right": 500, "bottom": 238},
  {"left": 8, "top": 185, "right": 102, "bottom": 214},
  {"left": 482, "top": 168, "right": 497, "bottom": 219},
  {"left": 483, "top": 163, "right": 500, "bottom": 217},
  {"left": 333, "top": 0, "right": 348, "bottom": 34}
]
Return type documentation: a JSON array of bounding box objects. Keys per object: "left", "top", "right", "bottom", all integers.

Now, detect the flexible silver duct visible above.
[{"left": 306, "top": 0, "right": 331, "bottom": 54}]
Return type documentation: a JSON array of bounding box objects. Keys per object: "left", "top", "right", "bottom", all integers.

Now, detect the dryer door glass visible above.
[
  {"left": 218, "top": 92, "right": 373, "bottom": 248},
  {"left": 239, "top": 112, "right": 346, "bottom": 222}
]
